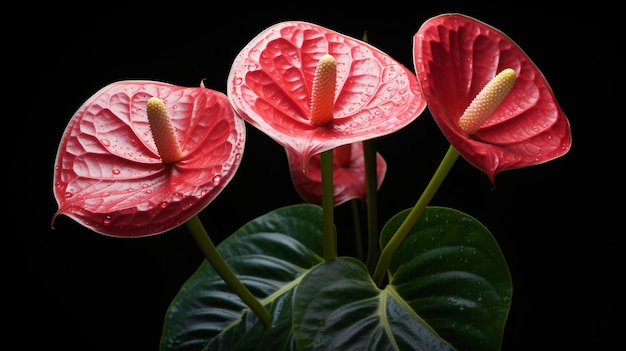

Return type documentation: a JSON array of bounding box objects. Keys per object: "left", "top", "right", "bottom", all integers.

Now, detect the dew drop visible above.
[
  {"left": 140, "top": 203, "right": 152, "bottom": 211},
  {"left": 112, "top": 169, "right": 120, "bottom": 175},
  {"left": 212, "top": 175, "right": 222, "bottom": 186},
  {"left": 101, "top": 139, "right": 110, "bottom": 147},
  {"left": 103, "top": 216, "right": 112, "bottom": 226},
  {"left": 313, "top": 336, "right": 326, "bottom": 346}
]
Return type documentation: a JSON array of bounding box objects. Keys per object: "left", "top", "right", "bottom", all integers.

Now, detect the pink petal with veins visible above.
[
  {"left": 53, "top": 81, "right": 245, "bottom": 237},
  {"left": 413, "top": 14, "right": 571, "bottom": 183}
]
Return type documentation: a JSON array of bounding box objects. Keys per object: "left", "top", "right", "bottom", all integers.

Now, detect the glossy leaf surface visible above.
[
  {"left": 286, "top": 142, "right": 387, "bottom": 206},
  {"left": 228, "top": 21, "right": 427, "bottom": 168},
  {"left": 381, "top": 206, "right": 512, "bottom": 350},
  {"left": 162, "top": 204, "right": 511, "bottom": 350},
  {"left": 53, "top": 81, "right": 245, "bottom": 237},
  {"left": 293, "top": 257, "right": 456, "bottom": 350},
  {"left": 292, "top": 206, "right": 511, "bottom": 351},
  {"left": 161, "top": 204, "right": 324, "bottom": 351},
  {"left": 413, "top": 13, "right": 571, "bottom": 183}
]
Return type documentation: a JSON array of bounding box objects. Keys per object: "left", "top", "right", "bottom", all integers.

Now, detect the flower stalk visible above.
[
  {"left": 373, "top": 145, "right": 459, "bottom": 287},
  {"left": 147, "top": 97, "right": 271, "bottom": 326},
  {"left": 311, "top": 53, "right": 339, "bottom": 260},
  {"left": 373, "top": 69, "right": 516, "bottom": 286},
  {"left": 186, "top": 216, "right": 271, "bottom": 326}
]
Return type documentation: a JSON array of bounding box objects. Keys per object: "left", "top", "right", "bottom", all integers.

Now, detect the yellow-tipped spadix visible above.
[
  {"left": 310, "top": 54, "right": 337, "bottom": 126},
  {"left": 146, "top": 97, "right": 183, "bottom": 164},
  {"left": 458, "top": 68, "right": 517, "bottom": 135}
]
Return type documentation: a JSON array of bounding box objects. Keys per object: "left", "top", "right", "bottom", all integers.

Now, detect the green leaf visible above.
[
  {"left": 380, "top": 206, "right": 512, "bottom": 351},
  {"left": 161, "top": 204, "right": 511, "bottom": 351},
  {"left": 160, "top": 204, "right": 324, "bottom": 351},
  {"left": 292, "top": 257, "right": 456, "bottom": 350}
]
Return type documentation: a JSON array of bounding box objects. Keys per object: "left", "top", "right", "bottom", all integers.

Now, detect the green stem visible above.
[
  {"left": 363, "top": 139, "right": 379, "bottom": 274},
  {"left": 320, "top": 149, "right": 336, "bottom": 261},
  {"left": 186, "top": 215, "right": 271, "bottom": 326},
  {"left": 372, "top": 145, "right": 460, "bottom": 287}
]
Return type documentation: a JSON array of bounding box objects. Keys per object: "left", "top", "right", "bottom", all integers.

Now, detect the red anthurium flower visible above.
[
  {"left": 413, "top": 14, "right": 572, "bottom": 183},
  {"left": 227, "top": 21, "right": 426, "bottom": 169},
  {"left": 287, "top": 142, "right": 387, "bottom": 206},
  {"left": 52, "top": 80, "right": 246, "bottom": 237}
]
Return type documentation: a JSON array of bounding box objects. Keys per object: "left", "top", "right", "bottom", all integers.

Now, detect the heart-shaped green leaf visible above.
[
  {"left": 291, "top": 206, "right": 511, "bottom": 351},
  {"left": 381, "top": 206, "right": 512, "bottom": 350},
  {"left": 292, "top": 257, "right": 456, "bottom": 350},
  {"left": 160, "top": 204, "right": 324, "bottom": 351},
  {"left": 161, "top": 205, "right": 511, "bottom": 351}
]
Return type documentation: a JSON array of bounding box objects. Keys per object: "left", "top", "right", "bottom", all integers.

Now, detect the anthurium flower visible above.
[
  {"left": 52, "top": 80, "right": 246, "bottom": 237},
  {"left": 413, "top": 13, "right": 572, "bottom": 183},
  {"left": 227, "top": 21, "right": 427, "bottom": 169},
  {"left": 287, "top": 142, "right": 387, "bottom": 206}
]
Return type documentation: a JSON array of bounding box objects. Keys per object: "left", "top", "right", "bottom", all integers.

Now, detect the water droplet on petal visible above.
[{"left": 212, "top": 175, "right": 222, "bottom": 186}]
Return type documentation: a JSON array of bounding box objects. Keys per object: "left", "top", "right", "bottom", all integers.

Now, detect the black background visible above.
[{"left": 15, "top": 2, "right": 618, "bottom": 350}]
